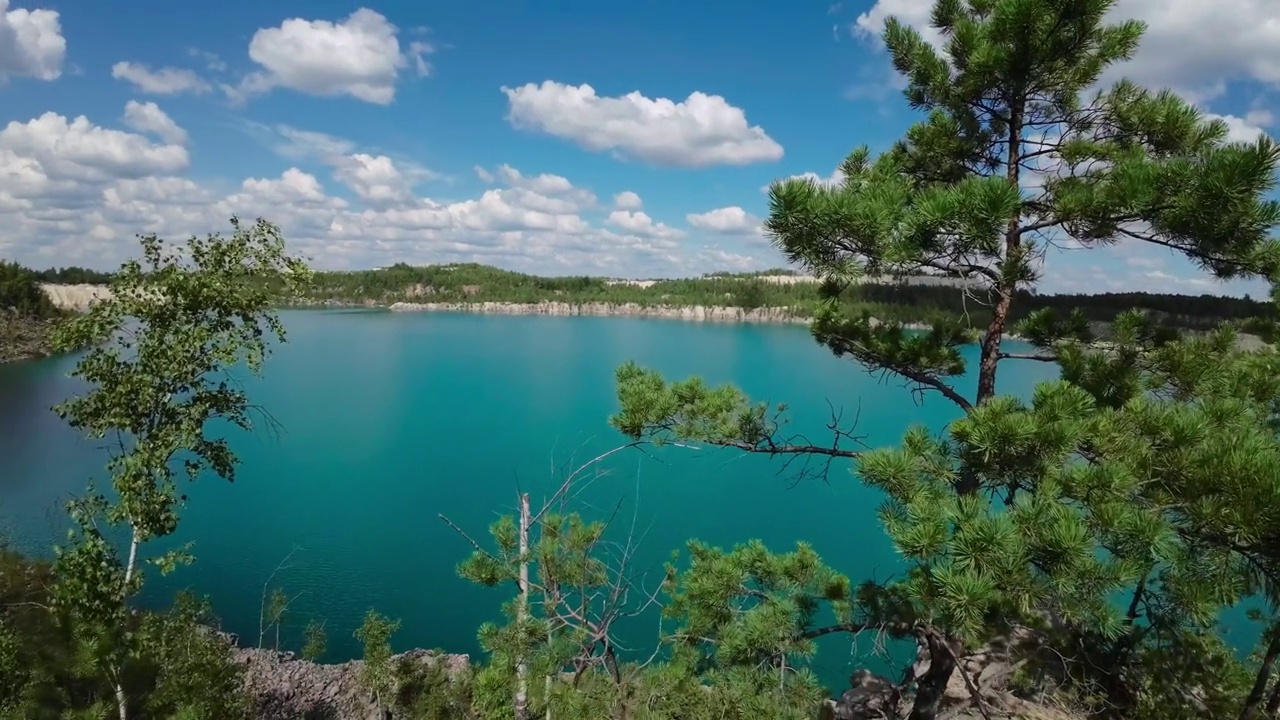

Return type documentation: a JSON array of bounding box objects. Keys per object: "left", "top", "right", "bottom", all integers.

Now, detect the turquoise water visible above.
[{"left": 0, "top": 310, "right": 1065, "bottom": 690}]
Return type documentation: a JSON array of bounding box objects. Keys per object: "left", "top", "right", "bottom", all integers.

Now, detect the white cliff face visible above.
[
  {"left": 387, "top": 301, "right": 812, "bottom": 324},
  {"left": 39, "top": 283, "right": 112, "bottom": 311}
]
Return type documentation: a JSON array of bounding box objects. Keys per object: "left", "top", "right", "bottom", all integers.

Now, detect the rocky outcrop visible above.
[
  {"left": 820, "top": 628, "right": 1083, "bottom": 720},
  {"left": 0, "top": 311, "right": 62, "bottom": 363},
  {"left": 232, "top": 643, "right": 470, "bottom": 720},
  {"left": 387, "top": 300, "right": 811, "bottom": 324}
]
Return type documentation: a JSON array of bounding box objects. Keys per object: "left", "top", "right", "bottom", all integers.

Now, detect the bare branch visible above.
[{"left": 997, "top": 351, "right": 1058, "bottom": 362}]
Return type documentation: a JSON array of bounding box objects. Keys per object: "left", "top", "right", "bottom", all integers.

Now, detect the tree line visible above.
[{"left": 282, "top": 262, "right": 1276, "bottom": 333}]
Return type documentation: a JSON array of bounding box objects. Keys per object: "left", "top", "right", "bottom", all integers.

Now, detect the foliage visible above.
[
  {"left": 0, "top": 544, "right": 246, "bottom": 720},
  {"left": 301, "top": 619, "right": 327, "bottom": 662},
  {"left": 32, "top": 266, "right": 116, "bottom": 285},
  {"left": 355, "top": 609, "right": 401, "bottom": 712},
  {"left": 0, "top": 260, "right": 59, "bottom": 318},
  {"left": 44, "top": 217, "right": 310, "bottom": 719},
  {"left": 391, "top": 654, "right": 475, "bottom": 720},
  {"left": 609, "top": 0, "right": 1280, "bottom": 717}
]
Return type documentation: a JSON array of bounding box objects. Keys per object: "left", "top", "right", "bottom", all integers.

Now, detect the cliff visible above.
[
  {"left": 388, "top": 300, "right": 811, "bottom": 324},
  {"left": 38, "top": 283, "right": 111, "bottom": 311},
  {"left": 0, "top": 312, "right": 63, "bottom": 363}
]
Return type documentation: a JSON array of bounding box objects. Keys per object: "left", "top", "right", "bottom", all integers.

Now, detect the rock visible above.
[
  {"left": 817, "top": 626, "right": 1086, "bottom": 720},
  {"left": 229, "top": 640, "right": 470, "bottom": 720},
  {"left": 0, "top": 311, "right": 63, "bottom": 363},
  {"left": 827, "top": 670, "right": 899, "bottom": 719}
]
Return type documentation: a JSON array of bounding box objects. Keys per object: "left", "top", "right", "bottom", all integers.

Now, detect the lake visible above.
[{"left": 0, "top": 309, "right": 1063, "bottom": 690}]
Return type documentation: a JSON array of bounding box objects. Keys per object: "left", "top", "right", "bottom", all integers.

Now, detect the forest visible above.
[
  {"left": 6, "top": 0, "right": 1280, "bottom": 717},
  {"left": 282, "top": 261, "right": 1275, "bottom": 333}
]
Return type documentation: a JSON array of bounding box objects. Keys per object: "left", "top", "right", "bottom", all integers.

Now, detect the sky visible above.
[{"left": 0, "top": 0, "right": 1278, "bottom": 295}]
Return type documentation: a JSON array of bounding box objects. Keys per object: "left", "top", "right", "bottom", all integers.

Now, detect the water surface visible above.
[{"left": 1, "top": 310, "right": 1065, "bottom": 688}]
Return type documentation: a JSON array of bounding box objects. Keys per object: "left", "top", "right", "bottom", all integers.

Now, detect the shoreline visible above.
[{"left": 386, "top": 299, "right": 817, "bottom": 324}]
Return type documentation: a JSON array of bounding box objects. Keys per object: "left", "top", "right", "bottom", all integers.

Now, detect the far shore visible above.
[
  {"left": 28, "top": 283, "right": 1031, "bottom": 340},
  {"left": 60, "top": 284, "right": 1275, "bottom": 349}
]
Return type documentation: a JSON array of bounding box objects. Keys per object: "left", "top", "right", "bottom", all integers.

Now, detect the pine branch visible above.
[
  {"left": 706, "top": 438, "right": 860, "bottom": 459},
  {"left": 997, "top": 351, "right": 1058, "bottom": 362},
  {"left": 1116, "top": 227, "right": 1262, "bottom": 275},
  {"left": 801, "top": 620, "right": 912, "bottom": 639},
  {"left": 890, "top": 364, "right": 975, "bottom": 412}
]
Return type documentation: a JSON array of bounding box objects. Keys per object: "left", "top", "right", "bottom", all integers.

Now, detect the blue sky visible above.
[{"left": 1, "top": 0, "right": 1277, "bottom": 295}]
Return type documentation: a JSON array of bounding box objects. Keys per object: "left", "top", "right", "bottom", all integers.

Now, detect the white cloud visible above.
[
  {"left": 0, "top": 109, "right": 769, "bottom": 277},
  {"left": 331, "top": 154, "right": 417, "bottom": 207},
  {"left": 0, "top": 109, "right": 188, "bottom": 186},
  {"left": 613, "top": 191, "right": 642, "bottom": 210},
  {"left": 232, "top": 8, "right": 433, "bottom": 104},
  {"left": 122, "top": 101, "right": 187, "bottom": 145},
  {"left": 1098, "top": 0, "right": 1280, "bottom": 103},
  {"left": 0, "top": 0, "right": 65, "bottom": 82},
  {"left": 495, "top": 163, "right": 573, "bottom": 195},
  {"left": 606, "top": 210, "right": 685, "bottom": 240},
  {"left": 502, "top": 81, "right": 784, "bottom": 168},
  {"left": 687, "top": 206, "right": 763, "bottom": 235},
  {"left": 1205, "top": 111, "right": 1274, "bottom": 143},
  {"left": 111, "top": 62, "right": 211, "bottom": 95},
  {"left": 241, "top": 122, "right": 440, "bottom": 207}
]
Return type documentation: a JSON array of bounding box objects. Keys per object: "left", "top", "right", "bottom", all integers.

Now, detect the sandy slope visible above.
[{"left": 39, "top": 283, "right": 112, "bottom": 311}]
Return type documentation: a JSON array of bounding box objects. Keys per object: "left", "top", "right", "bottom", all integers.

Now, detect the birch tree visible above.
[{"left": 48, "top": 217, "right": 311, "bottom": 720}]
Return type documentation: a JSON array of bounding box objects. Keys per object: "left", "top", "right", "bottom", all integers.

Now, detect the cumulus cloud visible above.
[
  {"left": 606, "top": 210, "right": 685, "bottom": 240},
  {"left": 238, "top": 122, "right": 440, "bottom": 207},
  {"left": 231, "top": 8, "right": 434, "bottom": 104},
  {"left": 1206, "top": 110, "right": 1274, "bottom": 143},
  {"left": 122, "top": 101, "right": 187, "bottom": 145},
  {"left": 613, "top": 191, "right": 642, "bottom": 210},
  {"left": 0, "top": 108, "right": 766, "bottom": 276},
  {"left": 686, "top": 206, "right": 763, "bottom": 235},
  {"left": 111, "top": 62, "right": 211, "bottom": 95},
  {"left": 330, "top": 154, "right": 418, "bottom": 207},
  {"left": 0, "top": 0, "right": 64, "bottom": 82},
  {"left": 0, "top": 109, "right": 188, "bottom": 186},
  {"left": 502, "top": 81, "right": 784, "bottom": 168}
]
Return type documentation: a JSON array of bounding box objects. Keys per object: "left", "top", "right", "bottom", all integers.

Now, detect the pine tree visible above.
[{"left": 611, "top": 0, "right": 1280, "bottom": 717}]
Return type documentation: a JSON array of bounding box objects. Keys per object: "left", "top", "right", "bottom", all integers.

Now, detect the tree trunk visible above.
[
  {"left": 1241, "top": 631, "right": 1280, "bottom": 719},
  {"left": 115, "top": 680, "right": 129, "bottom": 720},
  {"left": 123, "top": 526, "right": 140, "bottom": 587},
  {"left": 972, "top": 103, "right": 1025, "bottom": 423},
  {"left": 116, "top": 525, "right": 141, "bottom": 720},
  {"left": 908, "top": 630, "right": 958, "bottom": 720},
  {"left": 1264, "top": 670, "right": 1280, "bottom": 716},
  {"left": 515, "top": 492, "right": 531, "bottom": 720}
]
